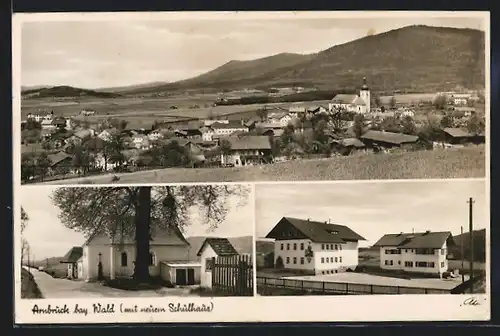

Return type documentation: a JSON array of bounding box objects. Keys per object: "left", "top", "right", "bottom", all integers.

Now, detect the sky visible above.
[
  {"left": 20, "top": 14, "right": 485, "bottom": 88},
  {"left": 255, "top": 179, "right": 487, "bottom": 247},
  {"left": 19, "top": 186, "right": 253, "bottom": 260}
]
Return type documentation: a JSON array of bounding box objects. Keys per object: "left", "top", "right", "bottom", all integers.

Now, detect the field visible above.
[
  {"left": 37, "top": 145, "right": 485, "bottom": 185},
  {"left": 281, "top": 272, "right": 466, "bottom": 290}
]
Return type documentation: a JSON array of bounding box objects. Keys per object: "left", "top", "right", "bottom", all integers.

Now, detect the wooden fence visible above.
[
  {"left": 212, "top": 255, "right": 253, "bottom": 296},
  {"left": 257, "top": 276, "right": 451, "bottom": 295}
]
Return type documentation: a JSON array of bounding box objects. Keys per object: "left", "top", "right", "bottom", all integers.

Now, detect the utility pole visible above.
[
  {"left": 468, "top": 197, "right": 475, "bottom": 294},
  {"left": 27, "top": 246, "right": 30, "bottom": 269},
  {"left": 461, "top": 226, "right": 465, "bottom": 283}
]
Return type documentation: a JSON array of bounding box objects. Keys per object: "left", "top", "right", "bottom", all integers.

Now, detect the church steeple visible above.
[{"left": 361, "top": 77, "right": 369, "bottom": 90}]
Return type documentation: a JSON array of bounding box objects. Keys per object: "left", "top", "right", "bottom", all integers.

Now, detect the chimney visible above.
[
  {"left": 328, "top": 218, "right": 331, "bottom": 224},
  {"left": 412, "top": 228, "right": 415, "bottom": 234}
]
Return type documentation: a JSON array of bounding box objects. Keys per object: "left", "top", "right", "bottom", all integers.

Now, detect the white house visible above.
[
  {"left": 197, "top": 237, "right": 239, "bottom": 288},
  {"left": 148, "top": 129, "right": 163, "bottom": 141},
  {"left": 266, "top": 109, "right": 293, "bottom": 127},
  {"left": 132, "top": 134, "right": 152, "bottom": 150},
  {"left": 265, "top": 217, "right": 366, "bottom": 275},
  {"left": 373, "top": 231, "right": 455, "bottom": 278},
  {"left": 60, "top": 246, "right": 84, "bottom": 279},
  {"left": 329, "top": 77, "right": 371, "bottom": 114},
  {"left": 75, "top": 221, "right": 194, "bottom": 283},
  {"left": 98, "top": 128, "right": 118, "bottom": 142},
  {"left": 210, "top": 121, "right": 249, "bottom": 137},
  {"left": 449, "top": 93, "right": 471, "bottom": 106}
]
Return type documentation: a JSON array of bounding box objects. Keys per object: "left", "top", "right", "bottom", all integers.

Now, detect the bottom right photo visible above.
[{"left": 255, "top": 179, "right": 487, "bottom": 296}]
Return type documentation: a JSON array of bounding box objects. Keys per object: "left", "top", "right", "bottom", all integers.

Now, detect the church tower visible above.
[{"left": 359, "top": 77, "right": 371, "bottom": 113}]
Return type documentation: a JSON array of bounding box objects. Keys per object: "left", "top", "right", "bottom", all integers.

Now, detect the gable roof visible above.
[
  {"left": 361, "top": 130, "right": 419, "bottom": 145},
  {"left": 223, "top": 135, "right": 271, "bottom": 150},
  {"left": 266, "top": 217, "right": 366, "bottom": 243},
  {"left": 442, "top": 128, "right": 474, "bottom": 138},
  {"left": 47, "top": 151, "right": 72, "bottom": 166},
  {"left": 331, "top": 94, "right": 358, "bottom": 104},
  {"left": 210, "top": 121, "right": 247, "bottom": 130},
  {"left": 60, "top": 246, "right": 83, "bottom": 263},
  {"left": 83, "top": 218, "right": 190, "bottom": 247},
  {"left": 196, "top": 237, "right": 239, "bottom": 256},
  {"left": 373, "top": 231, "right": 453, "bottom": 249}
]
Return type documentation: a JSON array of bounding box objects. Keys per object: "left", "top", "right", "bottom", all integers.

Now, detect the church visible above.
[{"left": 328, "top": 77, "right": 371, "bottom": 114}]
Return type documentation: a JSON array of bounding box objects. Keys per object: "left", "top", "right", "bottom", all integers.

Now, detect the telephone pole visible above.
[
  {"left": 468, "top": 197, "right": 475, "bottom": 294},
  {"left": 461, "top": 226, "right": 465, "bottom": 283},
  {"left": 27, "top": 246, "right": 30, "bottom": 269}
]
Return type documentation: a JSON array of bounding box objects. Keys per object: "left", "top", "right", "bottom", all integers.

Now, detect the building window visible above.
[
  {"left": 385, "top": 260, "right": 389, "bottom": 265},
  {"left": 300, "top": 243, "right": 304, "bottom": 250},
  {"left": 321, "top": 244, "right": 325, "bottom": 250},
  {"left": 287, "top": 243, "right": 290, "bottom": 250},
  {"left": 286, "top": 257, "right": 290, "bottom": 264},
  {"left": 326, "top": 258, "right": 329, "bottom": 263},
  {"left": 335, "top": 244, "right": 338, "bottom": 250},
  {"left": 149, "top": 252, "right": 156, "bottom": 266},
  {"left": 205, "top": 258, "right": 213, "bottom": 271},
  {"left": 441, "top": 249, "right": 446, "bottom": 255},
  {"left": 321, "top": 257, "right": 325, "bottom": 263},
  {"left": 416, "top": 261, "right": 434, "bottom": 268},
  {"left": 404, "top": 261, "right": 414, "bottom": 267},
  {"left": 385, "top": 249, "right": 389, "bottom": 254},
  {"left": 326, "top": 244, "right": 330, "bottom": 250},
  {"left": 398, "top": 260, "right": 401, "bottom": 265},
  {"left": 300, "top": 257, "right": 304, "bottom": 265},
  {"left": 120, "top": 252, "right": 127, "bottom": 266},
  {"left": 280, "top": 243, "right": 283, "bottom": 250},
  {"left": 339, "top": 256, "right": 342, "bottom": 263},
  {"left": 340, "top": 245, "right": 342, "bottom": 251},
  {"left": 441, "top": 262, "right": 445, "bottom": 267},
  {"left": 329, "top": 257, "right": 333, "bottom": 263},
  {"left": 293, "top": 243, "right": 297, "bottom": 250},
  {"left": 322, "top": 271, "right": 325, "bottom": 275},
  {"left": 429, "top": 262, "right": 435, "bottom": 268},
  {"left": 331, "top": 244, "right": 334, "bottom": 250},
  {"left": 293, "top": 257, "right": 297, "bottom": 264}
]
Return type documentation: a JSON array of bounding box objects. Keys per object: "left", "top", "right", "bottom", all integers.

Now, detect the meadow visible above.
[{"left": 38, "top": 145, "right": 485, "bottom": 185}]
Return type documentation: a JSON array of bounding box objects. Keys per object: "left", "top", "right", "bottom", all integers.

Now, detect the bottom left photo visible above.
[{"left": 18, "top": 184, "right": 254, "bottom": 298}]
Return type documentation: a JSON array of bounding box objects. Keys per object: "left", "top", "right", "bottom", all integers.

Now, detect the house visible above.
[
  {"left": 200, "top": 126, "right": 215, "bottom": 141},
  {"left": 76, "top": 220, "right": 192, "bottom": 282},
  {"left": 220, "top": 135, "right": 272, "bottom": 166},
  {"left": 66, "top": 129, "right": 93, "bottom": 145},
  {"left": 449, "top": 93, "right": 471, "bottom": 106},
  {"left": 266, "top": 109, "right": 293, "bottom": 126},
  {"left": 307, "top": 105, "right": 328, "bottom": 115},
  {"left": 98, "top": 128, "right": 119, "bottom": 142},
  {"left": 329, "top": 77, "right": 371, "bottom": 114},
  {"left": 441, "top": 128, "right": 485, "bottom": 145},
  {"left": 132, "top": 134, "right": 152, "bottom": 150},
  {"left": 148, "top": 129, "right": 163, "bottom": 141},
  {"left": 330, "top": 137, "right": 366, "bottom": 155},
  {"left": 60, "top": 246, "right": 83, "bottom": 279},
  {"left": 80, "top": 109, "right": 96, "bottom": 116},
  {"left": 41, "top": 119, "right": 55, "bottom": 130},
  {"left": 373, "top": 231, "right": 456, "bottom": 278},
  {"left": 288, "top": 106, "right": 307, "bottom": 118},
  {"left": 47, "top": 151, "right": 73, "bottom": 174},
  {"left": 210, "top": 121, "right": 249, "bottom": 137},
  {"left": 52, "top": 116, "right": 67, "bottom": 129},
  {"left": 265, "top": 217, "right": 366, "bottom": 275},
  {"left": 197, "top": 237, "right": 239, "bottom": 288},
  {"left": 360, "top": 130, "right": 420, "bottom": 149}
]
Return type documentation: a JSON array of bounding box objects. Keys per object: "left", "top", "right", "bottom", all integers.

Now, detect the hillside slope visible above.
[
  {"left": 125, "top": 25, "right": 484, "bottom": 94},
  {"left": 22, "top": 85, "right": 121, "bottom": 99},
  {"left": 450, "top": 228, "right": 486, "bottom": 262}
]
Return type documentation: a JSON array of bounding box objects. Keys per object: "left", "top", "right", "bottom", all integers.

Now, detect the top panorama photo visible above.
[{"left": 17, "top": 12, "right": 488, "bottom": 185}]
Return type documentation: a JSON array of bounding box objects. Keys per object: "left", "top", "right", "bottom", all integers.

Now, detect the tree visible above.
[
  {"left": 372, "top": 94, "right": 381, "bottom": 108},
  {"left": 328, "top": 111, "right": 347, "bottom": 134},
  {"left": 352, "top": 114, "right": 365, "bottom": 138},
  {"left": 21, "top": 153, "right": 36, "bottom": 183},
  {"left": 256, "top": 108, "right": 268, "bottom": 122},
  {"left": 401, "top": 116, "right": 417, "bottom": 135},
  {"left": 21, "top": 206, "right": 29, "bottom": 233},
  {"left": 21, "top": 207, "right": 29, "bottom": 266},
  {"left": 51, "top": 186, "right": 249, "bottom": 283},
  {"left": 380, "top": 116, "right": 401, "bottom": 133},
  {"left": 466, "top": 114, "right": 485, "bottom": 135},
  {"left": 219, "top": 139, "right": 232, "bottom": 156},
  {"left": 433, "top": 94, "right": 448, "bottom": 110},
  {"left": 440, "top": 115, "right": 454, "bottom": 129},
  {"left": 389, "top": 96, "right": 397, "bottom": 109},
  {"left": 35, "top": 152, "right": 52, "bottom": 181}
]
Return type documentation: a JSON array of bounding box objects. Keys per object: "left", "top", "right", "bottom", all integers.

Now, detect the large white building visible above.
[
  {"left": 329, "top": 77, "right": 371, "bottom": 114},
  {"left": 265, "top": 217, "right": 366, "bottom": 275},
  {"left": 373, "top": 231, "right": 455, "bottom": 278}
]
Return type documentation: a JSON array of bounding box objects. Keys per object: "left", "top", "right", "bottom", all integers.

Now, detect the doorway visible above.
[
  {"left": 176, "top": 268, "right": 187, "bottom": 285},
  {"left": 187, "top": 268, "right": 195, "bottom": 285}
]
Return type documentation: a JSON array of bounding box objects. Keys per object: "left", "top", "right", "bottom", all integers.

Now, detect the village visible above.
[{"left": 20, "top": 78, "right": 486, "bottom": 184}]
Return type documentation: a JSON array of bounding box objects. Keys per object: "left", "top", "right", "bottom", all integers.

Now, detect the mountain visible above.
[
  {"left": 21, "top": 85, "right": 121, "bottom": 99},
  {"left": 21, "top": 85, "right": 52, "bottom": 92},
  {"left": 124, "top": 25, "right": 484, "bottom": 95},
  {"left": 450, "top": 228, "right": 486, "bottom": 262},
  {"left": 255, "top": 239, "right": 274, "bottom": 255},
  {"left": 186, "top": 235, "right": 253, "bottom": 261}
]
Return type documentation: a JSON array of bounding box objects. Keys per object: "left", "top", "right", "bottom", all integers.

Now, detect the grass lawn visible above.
[
  {"left": 37, "top": 145, "right": 485, "bottom": 185},
  {"left": 21, "top": 268, "right": 43, "bottom": 299}
]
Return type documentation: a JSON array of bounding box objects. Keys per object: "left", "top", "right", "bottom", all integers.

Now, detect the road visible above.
[{"left": 23, "top": 267, "right": 195, "bottom": 298}]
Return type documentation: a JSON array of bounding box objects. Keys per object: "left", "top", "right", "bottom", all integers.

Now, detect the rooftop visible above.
[
  {"left": 196, "top": 237, "right": 239, "bottom": 256},
  {"left": 373, "top": 231, "right": 454, "bottom": 249},
  {"left": 361, "top": 130, "right": 419, "bottom": 145}
]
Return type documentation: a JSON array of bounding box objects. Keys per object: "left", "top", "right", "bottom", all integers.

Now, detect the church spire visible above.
[{"left": 361, "top": 77, "right": 369, "bottom": 90}]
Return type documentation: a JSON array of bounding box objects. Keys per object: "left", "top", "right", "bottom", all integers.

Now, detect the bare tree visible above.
[
  {"left": 51, "top": 186, "right": 249, "bottom": 283},
  {"left": 21, "top": 207, "right": 29, "bottom": 266}
]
